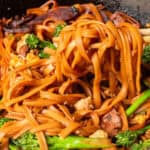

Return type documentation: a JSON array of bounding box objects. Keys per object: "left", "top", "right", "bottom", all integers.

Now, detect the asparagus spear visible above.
[
  {"left": 0, "top": 118, "right": 112, "bottom": 149},
  {"left": 126, "top": 89, "right": 150, "bottom": 116},
  {"left": 9, "top": 132, "right": 113, "bottom": 150},
  {"left": 46, "top": 135, "right": 112, "bottom": 149}
]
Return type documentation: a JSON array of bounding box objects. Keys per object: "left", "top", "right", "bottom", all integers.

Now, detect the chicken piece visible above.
[
  {"left": 101, "top": 108, "right": 122, "bottom": 137},
  {"left": 16, "top": 34, "right": 28, "bottom": 51},
  {"left": 74, "top": 96, "right": 93, "bottom": 111},
  {"left": 17, "top": 45, "right": 29, "bottom": 57}
]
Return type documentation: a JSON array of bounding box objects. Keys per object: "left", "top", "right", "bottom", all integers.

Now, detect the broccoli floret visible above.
[
  {"left": 26, "top": 34, "right": 56, "bottom": 50},
  {"left": 115, "top": 124, "right": 150, "bottom": 147},
  {"left": 0, "top": 118, "right": 13, "bottom": 127},
  {"left": 25, "top": 34, "right": 56, "bottom": 59},
  {"left": 53, "top": 23, "right": 66, "bottom": 37},
  {"left": 115, "top": 130, "right": 138, "bottom": 147},
  {"left": 38, "top": 51, "right": 50, "bottom": 58},
  {"left": 142, "top": 45, "right": 150, "bottom": 64},
  {"left": 9, "top": 143, "right": 19, "bottom": 150},
  {"left": 10, "top": 132, "right": 40, "bottom": 150},
  {"left": 25, "top": 34, "right": 40, "bottom": 49},
  {"left": 39, "top": 40, "right": 56, "bottom": 50},
  {"left": 9, "top": 133, "right": 112, "bottom": 150},
  {"left": 130, "top": 142, "right": 143, "bottom": 150},
  {"left": 131, "top": 139, "right": 150, "bottom": 150}
]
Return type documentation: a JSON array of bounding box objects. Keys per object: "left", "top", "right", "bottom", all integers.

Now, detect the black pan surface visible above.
[{"left": 0, "top": 0, "right": 149, "bottom": 25}]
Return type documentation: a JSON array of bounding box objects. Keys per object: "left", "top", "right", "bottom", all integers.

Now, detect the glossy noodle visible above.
[{"left": 0, "top": 1, "right": 150, "bottom": 150}]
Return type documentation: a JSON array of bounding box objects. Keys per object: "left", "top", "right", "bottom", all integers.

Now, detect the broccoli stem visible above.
[
  {"left": 9, "top": 144, "right": 19, "bottom": 150},
  {"left": 53, "top": 23, "right": 66, "bottom": 37},
  {"left": 46, "top": 135, "right": 112, "bottom": 149},
  {"left": 10, "top": 132, "right": 112, "bottom": 150},
  {"left": 136, "top": 125, "right": 150, "bottom": 135},
  {"left": 126, "top": 89, "right": 150, "bottom": 116}
]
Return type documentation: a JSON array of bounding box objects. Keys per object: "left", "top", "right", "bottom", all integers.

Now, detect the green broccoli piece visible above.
[
  {"left": 142, "top": 45, "right": 150, "bottom": 64},
  {"left": 9, "top": 133, "right": 112, "bottom": 150},
  {"left": 130, "top": 142, "right": 143, "bottom": 150},
  {"left": 0, "top": 118, "right": 13, "bottom": 127},
  {"left": 38, "top": 40, "right": 56, "bottom": 58},
  {"left": 10, "top": 132, "right": 40, "bottom": 150},
  {"left": 53, "top": 23, "right": 66, "bottom": 37},
  {"left": 26, "top": 34, "right": 40, "bottom": 49},
  {"left": 131, "top": 139, "right": 150, "bottom": 150},
  {"left": 25, "top": 34, "right": 56, "bottom": 59},
  {"left": 115, "top": 130, "right": 138, "bottom": 147},
  {"left": 9, "top": 143, "right": 19, "bottom": 150},
  {"left": 46, "top": 135, "right": 112, "bottom": 149},
  {"left": 38, "top": 51, "right": 50, "bottom": 58},
  {"left": 39, "top": 40, "right": 56, "bottom": 50},
  {"left": 115, "top": 124, "right": 150, "bottom": 147}
]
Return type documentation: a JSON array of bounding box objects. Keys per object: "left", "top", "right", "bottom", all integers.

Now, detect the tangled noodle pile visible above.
[{"left": 0, "top": 1, "right": 150, "bottom": 150}]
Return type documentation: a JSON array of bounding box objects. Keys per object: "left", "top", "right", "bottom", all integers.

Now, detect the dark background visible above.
[
  {"left": 0, "top": 0, "right": 47, "bottom": 18},
  {"left": 0, "top": 0, "right": 120, "bottom": 18},
  {"left": 0, "top": 0, "right": 149, "bottom": 25}
]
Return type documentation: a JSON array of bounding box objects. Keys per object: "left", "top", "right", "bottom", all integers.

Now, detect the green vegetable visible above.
[
  {"left": 54, "top": 24, "right": 66, "bottom": 37},
  {"left": 26, "top": 34, "right": 56, "bottom": 50},
  {"left": 46, "top": 135, "right": 112, "bottom": 149},
  {"left": 142, "top": 45, "right": 150, "bottom": 64},
  {"left": 25, "top": 34, "right": 56, "bottom": 59},
  {"left": 116, "top": 130, "right": 138, "bottom": 147},
  {"left": 39, "top": 40, "right": 56, "bottom": 50},
  {"left": 38, "top": 51, "right": 50, "bottom": 58},
  {"left": 9, "top": 144, "right": 19, "bottom": 150},
  {"left": 0, "top": 118, "right": 13, "bottom": 127},
  {"left": 9, "top": 132, "right": 112, "bottom": 150},
  {"left": 126, "top": 89, "right": 150, "bottom": 116},
  {"left": 26, "top": 34, "right": 40, "bottom": 49},
  {"left": 115, "top": 124, "right": 150, "bottom": 147},
  {"left": 131, "top": 139, "right": 150, "bottom": 150},
  {"left": 10, "top": 132, "right": 40, "bottom": 150}
]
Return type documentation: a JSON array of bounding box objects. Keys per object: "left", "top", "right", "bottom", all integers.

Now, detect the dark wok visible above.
[{"left": 0, "top": 0, "right": 149, "bottom": 25}]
